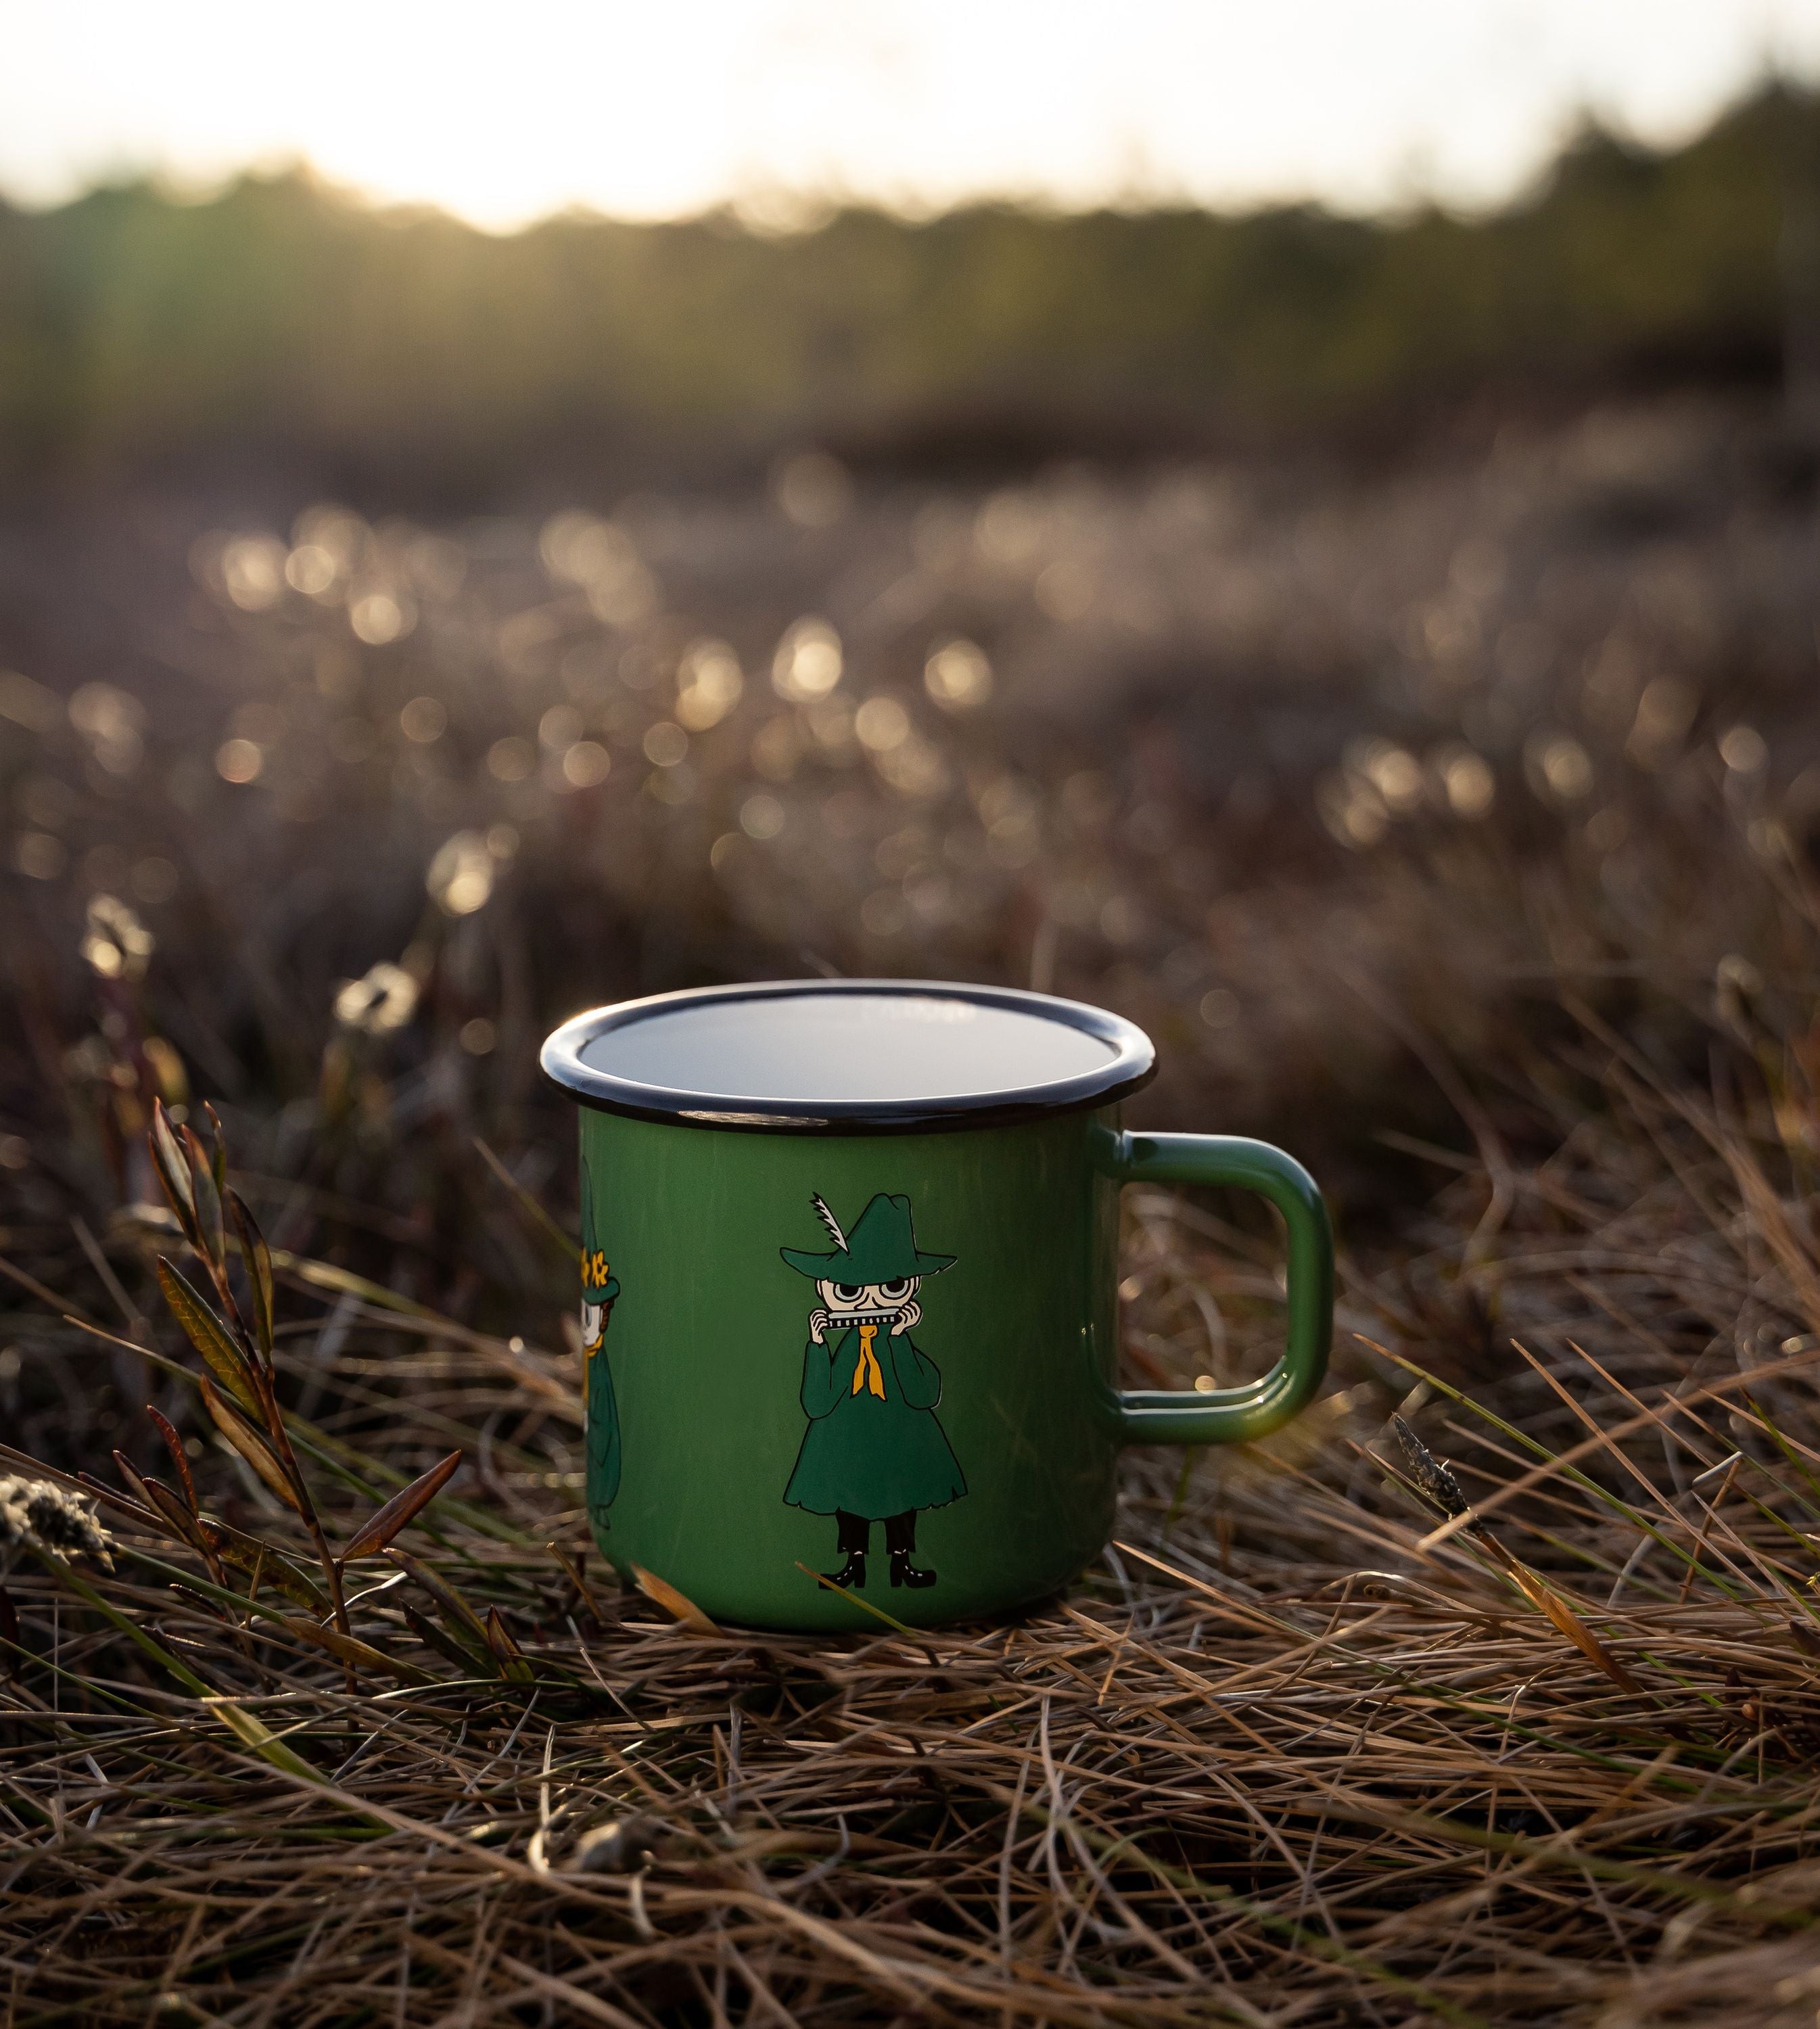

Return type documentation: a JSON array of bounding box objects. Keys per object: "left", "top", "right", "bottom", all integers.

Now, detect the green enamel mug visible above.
[{"left": 541, "top": 979, "right": 1332, "bottom": 1631}]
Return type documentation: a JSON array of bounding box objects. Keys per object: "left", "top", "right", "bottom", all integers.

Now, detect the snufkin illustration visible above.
[
  {"left": 780, "top": 1192, "right": 966, "bottom": 1590},
  {"left": 580, "top": 1170, "right": 623, "bottom": 1518}
]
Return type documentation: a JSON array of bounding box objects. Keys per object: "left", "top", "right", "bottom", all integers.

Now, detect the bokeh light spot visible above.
[
  {"left": 643, "top": 720, "right": 689, "bottom": 767},
  {"left": 215, "top": 738, "right": 264, "bottom": 784},
  {"left": 772, "top": 450, "right": 853, "bottom": 530},
  {"left": 350, "top": 592, "right": 413, "bottom": 645},
  {"left": 561, "top": 740, "right": 611, "bottom": 788},
  {"left": 772, "top": 617, "right": 843, "bottom": 702},
  {"left": 334, "top": 961, "right": 417, "bottom": 1034},
  {"left": 740, "top": 792, "right": 785, "bottom": 839},
  {"left": 488, "top": 736, "right": 535, "bottom": 782},
  {"left": 16, "top": 833, "right": 66, "bottom": 880},
  {"left": 854, "top": 696, "right": 910, "bottom": 753},
  {"left": 924, "top": 638, "right": 993, "bottom": 712},
  {"left": 223, "top": 536, "right": 287, "bottom": 611},
  {"left": 426, "top": 831, "right": 494, "bottom": 915},
  {"left": 285, "top": 544, "right": 338, "bottom": 597},
  {"left": 400, "top": 695, "right": 448, "bottom": 743},
  {"left": 675, "top": 639, "right": 743, "bottom": 730}
]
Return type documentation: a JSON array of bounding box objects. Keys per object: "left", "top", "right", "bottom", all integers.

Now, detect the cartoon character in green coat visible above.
[
  {"left": 580, "top": 1170, "right": 623, "bottom": 1520},
  {"left": 781, "top": 1191, "right": 966, "bottom": 1591}
]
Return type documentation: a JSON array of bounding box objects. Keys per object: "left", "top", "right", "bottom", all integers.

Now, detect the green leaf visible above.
[
  {"left": 280, "top": 1615, "right": 435, "bottom": 1685},
  {"left": 148, "top": 1100, "right": 200, "bottom": 1252},
  {"left": 225, "top": 1188, "right": 275, "bottom": 1359},
  {"left": 385, "top": 1547, "right": 496, "bottom": 1667},
  {"left": 157, "top": 1257, "right": 258, "bottom": 1410},
  {"left": 202, "top": 1520, "right": 326, "bottom": 1610},
  {"left": 401, "top": 1602, "right": 490, "bottom": 1674},
  {"left": 202, "top": 1101, "right": 230, "bottom": 1200},
  {"left": 181, "top": 1125, "right": 226, "bottom": 1271}
]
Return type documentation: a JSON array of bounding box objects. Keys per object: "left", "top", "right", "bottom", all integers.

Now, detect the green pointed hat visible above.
[{"left": 780, "top": 1192, "right": 956, "bottom": 1282}]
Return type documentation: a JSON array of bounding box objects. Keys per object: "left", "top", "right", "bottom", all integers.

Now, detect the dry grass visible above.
[{"left": 6, "top": 394, "right": 1820, "bottom": 2022}]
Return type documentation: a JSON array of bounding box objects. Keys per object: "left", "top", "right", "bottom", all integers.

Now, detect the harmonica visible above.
[{"left": 817, "top": 1308, "right": 909, "bottom": 1330}]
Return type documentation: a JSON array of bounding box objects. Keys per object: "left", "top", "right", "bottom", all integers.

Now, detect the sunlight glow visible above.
[{"left": 2, "top": 1, "right": 1819, "bottom": 227}]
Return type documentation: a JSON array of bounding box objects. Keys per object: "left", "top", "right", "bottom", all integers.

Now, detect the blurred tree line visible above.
[{"left": 1, "top": 82, "right": 1815, "bottom": 500}]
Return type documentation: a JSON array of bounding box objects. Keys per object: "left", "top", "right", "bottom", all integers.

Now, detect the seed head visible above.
[
  {"left": 0, "top": 1477, "right": 114, "bottom": 1566},
  {"left": 1390, "top": 1416, "right": 1471, "bottom": 1522}
]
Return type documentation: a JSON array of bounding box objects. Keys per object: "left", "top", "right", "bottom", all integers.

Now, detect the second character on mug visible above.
[{"left": 780, "top": 1191, "right": 967, "bottom": 1589}]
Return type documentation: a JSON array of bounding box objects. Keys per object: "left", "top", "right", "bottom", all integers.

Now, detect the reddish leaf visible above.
[
  {"left": 484, "top": 1606, "right": 536, "bottom": 1682},
  {"left": 85, "top": 1468, "right": 158, "bottom": 1529},
  {"left": 146, "top": 1405, "right": 199, "bottom": 1516},
  {"left": 141, "top": 1474, "right": 208, "bottom": 1551},
  {"left": 112, "top": 1450, "right": 167, "bottom": 1527},
  {"left": 340, "top": 1450, "right": 462, "bottom": 1562}
]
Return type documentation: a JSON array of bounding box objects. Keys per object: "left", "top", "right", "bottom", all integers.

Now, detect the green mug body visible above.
[{"left": 544, "top": 981, "right": 1332, "bottom": 1633}]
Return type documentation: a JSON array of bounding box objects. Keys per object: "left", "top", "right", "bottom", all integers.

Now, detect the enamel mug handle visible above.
[{"left": 1115, "top": 1132, "right": 1333, "bottom": 1444}]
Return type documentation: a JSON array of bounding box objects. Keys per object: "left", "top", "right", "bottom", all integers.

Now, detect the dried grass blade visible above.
[
  {"left": 473, "top": 1136, "right": 582, "bottom": 1261},
  {"left": 1503, "top": 1560, "right": 1646, "bottom": 1696},
  {"left": 632, "top": 1564, "right": 721, "bottom": 1636},
  {"left": 204, "top": 1696, "right": 334, "bottom": 1787}
]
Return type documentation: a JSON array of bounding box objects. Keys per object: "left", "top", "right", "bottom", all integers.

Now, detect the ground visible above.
[{"left": 3, "top": 394, "right": 1820, "bottom": 2023}]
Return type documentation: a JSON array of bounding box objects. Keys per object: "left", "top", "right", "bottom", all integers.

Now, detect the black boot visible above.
[
  {"left": 889, "top": 1551, "right": 936, "bottom": 1589},
  {"left": 822, "top": 1551, "right": 866, "bottom": 1589}
]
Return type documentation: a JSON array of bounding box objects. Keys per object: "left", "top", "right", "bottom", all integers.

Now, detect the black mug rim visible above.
[{"left": 540, "top": 977, "right": 1157, "bottom": 1136}]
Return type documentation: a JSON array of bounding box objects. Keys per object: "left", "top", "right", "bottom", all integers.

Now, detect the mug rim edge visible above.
[{"left": 539, "top": 977, "right": 1157, "bottom": 1136}]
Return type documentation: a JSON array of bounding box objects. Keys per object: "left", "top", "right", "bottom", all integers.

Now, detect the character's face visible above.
[
  {"left": 581, "top": 1297, "right": 607, "bottom": 1355},
  {"left": 817, "top": 1276, "right": 919, "bottom": 1314}
]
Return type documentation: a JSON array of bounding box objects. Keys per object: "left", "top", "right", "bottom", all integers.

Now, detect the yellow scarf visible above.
[{"left": 849, "top": 1322, "right": 885, "bottom": 1398}]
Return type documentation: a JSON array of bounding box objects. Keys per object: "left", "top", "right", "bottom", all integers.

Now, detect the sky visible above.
[{"left": 2, "top": 0, "right": 1819, "bottom": 230}]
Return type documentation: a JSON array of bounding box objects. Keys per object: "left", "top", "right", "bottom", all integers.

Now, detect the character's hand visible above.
[
  {"left": 808, "top": 1308, "right": 831, "bottom": 1345},
  {"left": 890, "top": 1299, "right": 922, "bottom": 1336}
]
